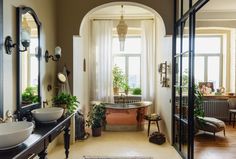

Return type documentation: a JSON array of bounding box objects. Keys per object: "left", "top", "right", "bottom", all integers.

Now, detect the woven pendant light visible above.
[{"left": 116, "top": 5, "right": 128, "bottom": 51}]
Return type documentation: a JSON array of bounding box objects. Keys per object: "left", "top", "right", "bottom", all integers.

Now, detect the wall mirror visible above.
[{"left": 17, "top": 7, "right": 41, "bottom": 117}]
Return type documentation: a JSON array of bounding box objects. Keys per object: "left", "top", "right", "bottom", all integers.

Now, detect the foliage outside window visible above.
[{"left": 22, "top": 86, "right": 38, "bottom": 104}]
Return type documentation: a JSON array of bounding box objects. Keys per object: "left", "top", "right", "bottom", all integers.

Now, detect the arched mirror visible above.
[{"left": 17, "top": 7, "right": 41, "bottom": 117}]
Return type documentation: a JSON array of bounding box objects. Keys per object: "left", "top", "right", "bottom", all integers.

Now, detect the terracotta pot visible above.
[
  {"left": 113, "top": 87, "right": 119, "bottom": 95},
  {"left": 92, "top": 127, "right": 102, "bottom": 137}
]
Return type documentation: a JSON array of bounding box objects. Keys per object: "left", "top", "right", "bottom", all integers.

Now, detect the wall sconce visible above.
[
  {"left": 45, "top": 46, "right": 62, "bottom": 62},
  {"left": 158, "top": 61, "right": 170, "bottom": 87},
  {"left": 4, "top": 35, "right": 30, "bottom": 55}
]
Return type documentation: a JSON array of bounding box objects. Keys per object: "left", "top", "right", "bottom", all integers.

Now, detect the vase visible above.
[{"left": 113, "top": 87, "right": 119, "bottom": 95}]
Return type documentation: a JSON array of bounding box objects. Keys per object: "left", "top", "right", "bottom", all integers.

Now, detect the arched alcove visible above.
[{"left": 73, "top": 2, "right": 173, "bottom": 142}]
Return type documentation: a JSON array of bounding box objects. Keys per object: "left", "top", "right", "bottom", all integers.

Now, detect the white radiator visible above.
[{"left": 201, "top": 100, "right": 229, "bottom": 121}]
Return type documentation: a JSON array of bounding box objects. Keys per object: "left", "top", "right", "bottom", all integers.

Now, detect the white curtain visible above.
[
  {"left": 141, "top": 20, "right": 155, "bottom": 112},
  {"left": 90, "top": 20, "right": 114, "bottom": 103}
]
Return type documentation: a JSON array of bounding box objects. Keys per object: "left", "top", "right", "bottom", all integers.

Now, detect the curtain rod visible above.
[{"left": 92, "top": 18, "right": 154, "bottom": 21}]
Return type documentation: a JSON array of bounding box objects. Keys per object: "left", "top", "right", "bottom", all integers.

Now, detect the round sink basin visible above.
[
  {"left": 0, "top": 121, "right": 34, "bottom": 150},
  {"left": 31, "top": 107, "right": 64, "bottom": 123}
]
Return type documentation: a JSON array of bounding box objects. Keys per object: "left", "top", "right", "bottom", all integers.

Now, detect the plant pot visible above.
[
  {"left": 113, "top": 87, "right": 119, "bottom": 95},
  {"left": 92, "top": 127, "right": 102, "bottom": 137},
  {"left": 125, "top": 90, "right": 129, "bottom": 95}
]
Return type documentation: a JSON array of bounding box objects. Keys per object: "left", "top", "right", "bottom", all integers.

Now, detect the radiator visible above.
[{"left": 201, "top": 100, "right": 229, "bottom": 121}]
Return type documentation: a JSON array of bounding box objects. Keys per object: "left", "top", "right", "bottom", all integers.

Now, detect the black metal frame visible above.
[
  {"left": 0, "top": 0, "right": 3, "bottom": 118},
  {"left": 16, "top": 7, "right": 42, "bottom": 119},
  {"left": 172, "top": 0, "right": 209, "bottom": 159}
]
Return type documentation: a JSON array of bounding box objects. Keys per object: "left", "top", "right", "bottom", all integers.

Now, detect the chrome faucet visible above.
[
  {"left": 43, "top": 100, "right": 49, "bottom": 108},
  {"left": 0, "top": 118, "right": 4, "bottom": 123},
  {"left": 0, "top": 110, "right": 15, "bottom": 123},
  {"left": 119, "top": 94, "right": 126, "bottom": 104}
]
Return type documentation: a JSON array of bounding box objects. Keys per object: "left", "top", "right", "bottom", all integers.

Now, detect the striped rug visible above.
[{"left": 83, "top": 157, "right": 153, "bottom": 159}]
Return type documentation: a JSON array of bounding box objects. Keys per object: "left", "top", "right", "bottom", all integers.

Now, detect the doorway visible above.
[{"left": 172, "top": 0, "right": 209, "bottom": 158}]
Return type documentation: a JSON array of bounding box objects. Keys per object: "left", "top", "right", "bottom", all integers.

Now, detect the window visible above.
[
  {"left": 194, "top": 36, "right": 222, "bottom": 89},
  {"left": 113, "top": 36, "right": 141, "bottom": 89}
]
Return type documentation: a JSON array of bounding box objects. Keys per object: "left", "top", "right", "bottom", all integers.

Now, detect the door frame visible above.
[
  {"left": 172, "top": 0, "right": 209, "bottom": 159},
  {"left": 0, "top": 0, "right": 3, "bottom": 118}
]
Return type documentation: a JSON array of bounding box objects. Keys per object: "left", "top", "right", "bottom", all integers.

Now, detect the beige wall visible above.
[
  {"left": 3, "top": 0, "right": 58, "bottom": 150},
  {"left": 56, "top": 0, "right": 174, "bottom": 89},
  {"left": 3, "top": 0, "right": 57, "bottom": 114}
]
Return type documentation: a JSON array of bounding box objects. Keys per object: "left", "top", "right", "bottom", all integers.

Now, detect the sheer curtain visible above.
[
  {"left": 141, "top": 20, "right": 155, "bottom": 112},
  {"left": 90, "top": 20, "right": 114, "bottom": 103}
]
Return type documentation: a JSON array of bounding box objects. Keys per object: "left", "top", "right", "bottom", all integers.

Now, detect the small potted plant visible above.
[
  {"left": 86, "top": 103, "right": 106, "bottom": 137},
  {"left": 112, "top": 65, "right": 125, "bottom": 95},
  {"left": 53, "top": 92, "right": 80, "bottom": 114},
  {"left": 132, "top": 88, "right": 142, "bottom": 95},
  {"left": 122, "top": 77, "right": 130, "bottom": 95}
]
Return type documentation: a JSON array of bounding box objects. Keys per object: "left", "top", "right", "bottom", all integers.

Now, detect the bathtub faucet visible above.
[{"left": 119, "top": 94, "right": 126, "bottom": 104}]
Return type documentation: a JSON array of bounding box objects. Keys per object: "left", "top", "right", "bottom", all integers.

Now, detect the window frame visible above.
[
  {"left": 194, "top": 35, "right": 223, "bottom": 88},
  {"left": 112, "top": 36, "right": 142, "bottom": 89}
]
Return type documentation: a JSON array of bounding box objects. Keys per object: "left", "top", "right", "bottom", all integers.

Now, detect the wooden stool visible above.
[
  {"left": 229, "top": 109, "right": 236, "bottom": 127},
  {"left": 144, "top": 114, "right": 161, "bottom": 136}
]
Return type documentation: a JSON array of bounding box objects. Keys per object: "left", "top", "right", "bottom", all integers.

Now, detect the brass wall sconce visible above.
[
  {"left": 158, "top": 61, "right": 170, "bottom": 87},
  {"left": 45, "top": 46, "right": 62, "bottom": 62},
  {"left": 5, "top": 36, "right": 30, "bottom": 55}
]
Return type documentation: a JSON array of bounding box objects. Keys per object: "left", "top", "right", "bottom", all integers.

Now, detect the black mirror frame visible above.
[
  {"left": 16, "top": 6, "right": 42, "bottom": 119},
  {"left": 0, "top": 0, "right": 3, "bottom": 118}
]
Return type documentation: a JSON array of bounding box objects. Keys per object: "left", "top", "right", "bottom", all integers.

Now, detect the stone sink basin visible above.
[
  {"left": 31, "top": 107, "right": 64, "bottom": 123},
  {"left": 0, "top": 121, "right": 34, "bottom": 150}
]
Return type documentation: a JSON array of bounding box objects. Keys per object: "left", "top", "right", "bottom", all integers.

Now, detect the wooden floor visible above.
[{"left": 194, "top": 124, "right": 236, "bottom": 159}]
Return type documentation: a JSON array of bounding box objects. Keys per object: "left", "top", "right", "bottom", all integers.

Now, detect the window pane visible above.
[
  {"left": 194, "top": 56, "right": 205, "bottom": 84},
  {"left": 195, "top": 37, "right": 221, "bottom": 54},
  {"left": 114, "top": 57, "right": 126, "bottom": 74},
  {"left": 208, "top": 56, "right": 220, "bottom": 90},
  {"left": 113, "top": 37, "right": 141, "bottom": 54},
  {"left": 128, "top": 57, "right": 140, "bottom": 88}
]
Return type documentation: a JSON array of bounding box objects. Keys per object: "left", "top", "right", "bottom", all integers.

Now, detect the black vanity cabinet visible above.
[{"left": 0, "top": 114, "right": 73, "bottom": 159}]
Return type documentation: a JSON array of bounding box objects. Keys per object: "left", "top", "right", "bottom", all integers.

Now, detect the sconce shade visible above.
[
  {"left": 45, "top": 46, "right": 62, "bottom": 62},
  {"left": 55, "top": 46, "right": 62, "bottom": 59},
  {"left": 21, "top": 17, "right": 31, "bottom": 48},
  {"left": 21, "top": 29, "right": 30, "bottom": 48},
  {"left": 116, "top": 6, "right": 128, "bottom": 51}
]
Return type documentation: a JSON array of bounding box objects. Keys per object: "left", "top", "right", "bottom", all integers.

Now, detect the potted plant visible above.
[
  {"left": 132, "top": 88, "right": 142, "bottom": 95},
  {"left": 194, "top": 85, "right": 205, "bottom": 133},
  {"left": 194, "top": 85, "right": 204, "bottom": 118},
  {"left": 53, "top": 92, "right": 80, "bottom": 114},
  {"left": 22, "top": 86, "right": 38, "bottom": 104},
  {"left": 112, "top": 65, "right": 125, "bottom": 95},
  {"left": 86, "top": 103, "right": 106, "bottom": 137},
  {"left": 122, "top": 77, "right": 130, "bottom": 95}
]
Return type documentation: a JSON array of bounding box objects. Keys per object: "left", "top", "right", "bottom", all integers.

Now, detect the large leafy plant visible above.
[
  {"left": 53, "top": 92, "right": 80, "bottom": 114},
  {"left": 194, "top": 85, "right": 205, "bottom": 118},
  {"left": 22, "top": 86, "right": 38, "bottom": 104},
  {"left": 86, "top": 103, "right": 106, "bottom": 129}
]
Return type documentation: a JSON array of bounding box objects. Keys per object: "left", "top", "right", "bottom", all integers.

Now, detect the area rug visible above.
[{"left": 83, "top": 156, "right": 153, "bottom": 159}]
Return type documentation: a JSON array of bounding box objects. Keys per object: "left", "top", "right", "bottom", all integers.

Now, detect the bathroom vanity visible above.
[{"left": 0, "top": 114, "right": 72, "bottom": 159}]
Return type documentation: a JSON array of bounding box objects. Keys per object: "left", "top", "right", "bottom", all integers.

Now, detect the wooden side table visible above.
[{"left": 144, "top": 114, "right": 161, "bottom": 136}]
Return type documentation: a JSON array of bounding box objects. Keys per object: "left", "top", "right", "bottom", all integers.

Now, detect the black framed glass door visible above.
[{"left": 172, "top": 0, "right": 209, "bottom": 159}]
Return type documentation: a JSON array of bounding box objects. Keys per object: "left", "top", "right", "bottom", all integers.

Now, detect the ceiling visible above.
[
  {"left": 89, "top": 5, "right": 154, "bottom": 19},
  {"left": 201, "top": 0, "right": 236, "bottom": 12}
]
